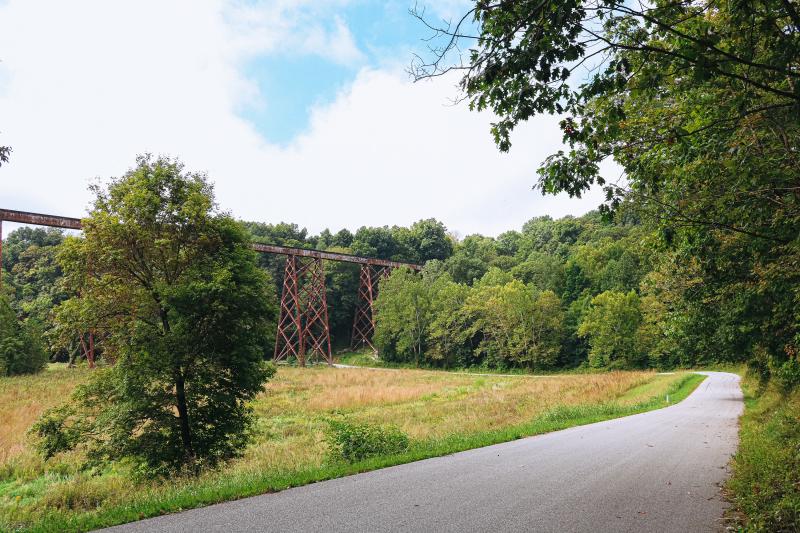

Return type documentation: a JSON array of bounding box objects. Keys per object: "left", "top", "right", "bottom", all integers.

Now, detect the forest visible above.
[{"left": 1, "top": 200, "right": 797, "bottom": 387}]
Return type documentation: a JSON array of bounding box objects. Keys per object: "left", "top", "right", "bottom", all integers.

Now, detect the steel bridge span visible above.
[{"left": 0, "top": 208, "right": 420, "bottom": 367}]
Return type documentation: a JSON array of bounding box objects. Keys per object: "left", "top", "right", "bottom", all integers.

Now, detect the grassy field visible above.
[{"left": 0, "top": 364, "right": 703, "bottom": 532}]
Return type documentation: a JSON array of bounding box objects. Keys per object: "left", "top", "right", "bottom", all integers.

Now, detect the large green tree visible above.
[
  {"left": 374, "top": 267, "right": 431, "bottom": 365},
  {"left": 578, "top": 290, "right": 644, "bottom": 368},
  {"left": 465, "top": 275, "right": 564, "bottom": 370},
  {"left": 35, "top": 155, "right": 277, "bottom": 474}
]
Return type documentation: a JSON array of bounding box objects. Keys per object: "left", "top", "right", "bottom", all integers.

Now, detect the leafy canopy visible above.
[{"left": 32, "top": 155, "right": 277, "bottom": 474}]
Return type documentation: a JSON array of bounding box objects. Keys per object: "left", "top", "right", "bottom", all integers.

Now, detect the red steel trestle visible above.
[
  {"left": 274, "top": 255, "right": 333, "bottom": 366},
  {"left": 350, "top": 264, "right": 391, "bottom": 351}
]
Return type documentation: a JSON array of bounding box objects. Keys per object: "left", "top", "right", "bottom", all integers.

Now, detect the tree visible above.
[
  {"left": 561, "top": 260, "right": 591, "bottom": 304},
  {"left": 427, "top": 272, "right": 473, "bottom": 368},
  {"left": 517, "top": 216, "right": 584, "bottom": 258},
  {"left": 34, "top": 155, "right": 277, "bottom": 474},
  {"left": 351, "top": 226, "right": 401, "bottom": 260},
  {"left": 466, "top": 276, "right": 564, "bottom": 370},
  {"left": 398, "top": 218, "right": 454, "bottom": 264},
  {"left": 446, "top": 234, "right": 500, "bottom": 284},
  {"left": 1, "top": 228, "right": 71, "bottom": 360},
  {"left": 0, "top": 295, "right": 48, "bottom": 376},
  {"left": 331, "top": 228, "right": 354, "bottom": 248},
  {"left": 563, "top": 291, "right": 593, "bottom": 366},
  {"left": 525, "top": 290, "right": 565, "bottom": 369},
  {"left": 374, "top": 267, "right": 431, "bottom": 365},
  {"left": 511, "top": 252, "right": 565, "bottom": 294},
  {"left": 578, "top": 290, "right": 644, "bottom": 368},
  {"left": 413, "top": 2, "right": 798, "bottom": 190},
  {"left": 571, "top": 236, "right": 647, "bottom": 294}
]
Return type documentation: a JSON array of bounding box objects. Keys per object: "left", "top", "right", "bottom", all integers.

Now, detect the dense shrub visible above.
[
  {"left": 325, "top": 419, "right": 409, "bottom": 463},
  {"left": 773, "top": 357, "right": 800, "bottom": 394}
]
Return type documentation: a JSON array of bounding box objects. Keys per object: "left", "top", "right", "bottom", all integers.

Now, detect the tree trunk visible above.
[
  {"left": 159, "top": 304, "right": 194, "bottom": 465},
  {"left": 173, "top": 367, "right": 195, "bottom": 463}
]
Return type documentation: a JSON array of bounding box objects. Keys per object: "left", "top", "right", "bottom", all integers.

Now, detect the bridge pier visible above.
[
  {"left": 273, "top": 255, "right": 332, "bottom": 366},
  {"left": 351, "top": 264, "right": 391, "bottom": 351}
]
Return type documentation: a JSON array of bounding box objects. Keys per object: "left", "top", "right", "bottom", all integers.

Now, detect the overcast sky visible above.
[{"left": 0, "top": 0, "right": 611, "bottom": 238}]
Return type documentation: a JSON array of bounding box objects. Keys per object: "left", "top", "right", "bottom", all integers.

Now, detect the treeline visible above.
[
  {"left": 2, "top": 205, "right": 797, "bottom": 381},
  {"left": 371, "top": 213, "right": 665, "bottom": 371},
  {"left": 405, "top": 1, "right": 800, "bottom": 386}
]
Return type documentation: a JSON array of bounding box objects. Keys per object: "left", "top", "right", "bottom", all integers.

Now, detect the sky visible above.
[{"left": 0, "top": 0, "right": 611, "bottom": 238}]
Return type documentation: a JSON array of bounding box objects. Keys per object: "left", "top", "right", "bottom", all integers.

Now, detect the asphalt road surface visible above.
[{"left": 104, "top": 371, "right": 742, "bottom": 533}]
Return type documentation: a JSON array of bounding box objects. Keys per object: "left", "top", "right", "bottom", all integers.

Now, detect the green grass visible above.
[
  {"left": 726, "top": 374, "right": 800, "bottom": 531},
  {"left": 336, "top": 350, "right": 607, "bottom": 375},
  {"left": 7, "top": 371, "right": 705, "bottom": 532},
  {"left": 335, "top": 350, "right": 394, "bottom": 368}
]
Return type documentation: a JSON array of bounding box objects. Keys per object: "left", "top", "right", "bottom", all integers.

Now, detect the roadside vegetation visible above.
[
  {"left": 0, "top": 364, "right": 701, "bottom": 531},
  {"left": 727, "top": 372, "right": 800, "bottom": 532}
]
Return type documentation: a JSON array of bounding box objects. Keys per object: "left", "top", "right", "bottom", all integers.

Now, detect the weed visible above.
[{"left": 325, "top": 419, "right": 409, "bottom": 463}]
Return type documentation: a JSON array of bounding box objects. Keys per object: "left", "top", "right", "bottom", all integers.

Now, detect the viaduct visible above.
[{"left": 0, "top": 208, "right": 421, "bottom": 367}]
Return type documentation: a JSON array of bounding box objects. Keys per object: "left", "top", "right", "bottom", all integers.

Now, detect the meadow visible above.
[{"left": 0, "top": 363, "right": 703, "bottom": 531}]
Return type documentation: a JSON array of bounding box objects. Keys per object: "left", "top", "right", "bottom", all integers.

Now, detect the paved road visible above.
[{"left": 105, "top": 371, "right": 742, "bottom": 533}]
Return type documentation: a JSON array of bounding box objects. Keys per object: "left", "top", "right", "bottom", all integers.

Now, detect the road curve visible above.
[{"left": 104, "top": 371, "right": 742, "bottom": 533}]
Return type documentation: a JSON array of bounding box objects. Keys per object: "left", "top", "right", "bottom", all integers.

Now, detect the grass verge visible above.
[
  {"left": 14, "top": 372, "right": 705, "bottom": 532},
  {"left": 726, "top": 375, "right": 800, "bottom": 531}
]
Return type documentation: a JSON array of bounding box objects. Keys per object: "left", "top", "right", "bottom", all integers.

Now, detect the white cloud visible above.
[
  {"left": 299, "top": 16, "right": 365, "bottom": 65},
  {"left": 0, "top": 0, "right": 607, "bottom": 239}
]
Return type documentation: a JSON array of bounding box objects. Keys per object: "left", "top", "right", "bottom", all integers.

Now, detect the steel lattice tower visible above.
[
  {"left": 274, "top": 255, "right": 333, "bottom": 366},
  {"left": 350, "top": 264, "right": 390, "bottom": 351}
]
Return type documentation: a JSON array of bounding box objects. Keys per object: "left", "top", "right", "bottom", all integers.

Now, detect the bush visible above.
[
  {"left": 29, "top": 403, "right": 84, "bottom": 460},
  {"left": 773, "top": 357, "right": 800, "bottom": 394},
  {"left": 325, "top": 419, "right": 409, "bottom": 463}
]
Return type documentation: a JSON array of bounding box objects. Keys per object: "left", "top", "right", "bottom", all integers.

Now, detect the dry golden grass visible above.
[
  {"left": 0, "top": 364, "right": 89, "bottom": 465},
  {"left": 237, "top": 367, "right": 663, "bottom": 475},
  {"left": 0, "top": 365, "right": 669, "bottom": 473},
  {"left": 0, "top": 363, "right": 690, "bottom": 529}
]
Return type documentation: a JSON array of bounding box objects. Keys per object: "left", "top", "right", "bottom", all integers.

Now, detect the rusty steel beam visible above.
[
  {"left": 0, "top": 208, "right": 82, "bottom": 230},
  {"left": 251, "top": 243, "right": 421, "bottom": 270},
  {"left": 0, "top": 208, "right": 422, "bottom": 270}
]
